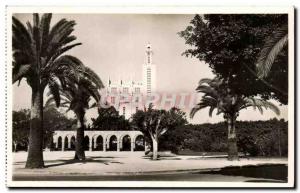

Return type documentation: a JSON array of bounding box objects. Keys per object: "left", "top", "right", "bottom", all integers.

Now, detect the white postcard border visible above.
[{"left": 6, "top": 5, "right": 295, "bottom": 188}]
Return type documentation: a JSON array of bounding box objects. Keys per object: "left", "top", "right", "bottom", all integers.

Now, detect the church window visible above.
[
  {"left": 134, "top": 87, "right": 140, "bottom": 93},
  {"left": 111, "top": 96, "right": 115, "bottom": 104},
  {"left": 111, "top": 87, "right": 117, "bottom": 93},
  {"left": 123, "top": 106, "right": 126, "bottom": 116},
  {"left": 123, "top": 87, "right": 129, "bottom": 93}
]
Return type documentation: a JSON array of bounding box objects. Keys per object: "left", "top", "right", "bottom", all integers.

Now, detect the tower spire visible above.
[{"left": 145, "top": 42, "right": 153, "bottom": 65}]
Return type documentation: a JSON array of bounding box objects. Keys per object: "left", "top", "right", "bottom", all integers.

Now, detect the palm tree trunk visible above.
[
  {"left": 25, "top": 88, "right": 44, "bottom": 168},
  {"left": 74, "top": 112, "right": 86, "bottom": 160},
  {"left": 227, "top": 115, "right": 238, "bottom": 161}
]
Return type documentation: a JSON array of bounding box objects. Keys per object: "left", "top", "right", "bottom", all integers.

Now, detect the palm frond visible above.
[
  {"left": 83, "top": 66, "right": 104, "bottom": 89},
  {"left": 45, "top": 55, "right": 84, "bottom": 81},
  {"left": 256, "top": 25, "right": 288, "bottom": 78},
  {"left": 44, "top": 97, "right": 55, "bottom": 108},
  {"left": 39, "top": 13, "right": 52, "bottom": 57},
  {"left": 44, "top": 19, "right": 78, "bottom": 64},
  {"left": 79, "top": 78, "right": 101, "bottom": 102},
  {"left": 208, "top": 106, "right": 217, "bottom": 117},
  {"left": 190, "top": 102, "right": 210, "bottom": 118},
  {"left": 13, "top": 64, "right": 31, "bottom": 84},
  {"left": 12, "top": 17, "right": 31, "bottom": 48},
  {"left": 198, "top": 78, "right": 213, "bottom": 85},
  {"left": 50, "top": 43, "right": 82, "bottom": 63},
  {"left": 32, "top": 13, "right": 41, "bottom": 57},
  {"left": 244, "top": 97, "right": 280, "bottom": 115},
  {"left": 196, "top": 85, "right": 218, "bottom": 98},
  {"left": 48, "top": 76, "right": 61, "bottom": 107}
]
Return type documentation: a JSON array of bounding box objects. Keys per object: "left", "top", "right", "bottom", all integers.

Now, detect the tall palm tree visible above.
[
  {"left": 13, "top": 13, "right": 83, "bottom": 168},
  {"left": 190, "top": 78, "right": 280, "bottom": 160},
  {"left": 46, "top": 66, "right": 104, "bottom": 160},
  {"left": 256, "top": 25, "right": 288, "bottom": 78}
]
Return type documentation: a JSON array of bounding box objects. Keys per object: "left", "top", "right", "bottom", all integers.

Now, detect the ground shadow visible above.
[
  {"left": 14, "top": 156, "right": 124, "bottom": 168},
  {"left": 197, "top": 164, "right": 288, "bottom": 182},
  {"left": 142, "top": 156, "right": 182, "bottom": 161},
  {"left": 45, "top": 157, "right": 124, "bottom": 168}
]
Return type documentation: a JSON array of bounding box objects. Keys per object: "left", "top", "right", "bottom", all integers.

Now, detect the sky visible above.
[{"left": 13, "top": 13, "right": 288, "bottom": 124}]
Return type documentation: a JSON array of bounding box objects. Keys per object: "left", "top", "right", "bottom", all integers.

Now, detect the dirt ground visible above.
[{"left": 12, "top": 151, "right": 288, "bottom": 178}]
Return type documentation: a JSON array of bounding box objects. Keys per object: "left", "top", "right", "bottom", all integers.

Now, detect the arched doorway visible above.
[
  {"left": 121, "top": 135, "right": 131, "bottom": 151},
  {"left": 108, "top": 135, "right": 117, "bottom": 151},
  {"left": 84, "top": 136, "right": 90, "bottom": 151},
  {"left": 64, "top": 136, "right": 69, "bottom": 150},
  {"left": 135, "top": 135, "right": 145, "bottom": 151},
  {"left": 95, "top": 136, "right": 103, "bottom": 151},
  {"left": 57, "top": 136, "right": 62, "bottom": 150},
  {"left": 71, "top": 136, "right": 76, "bottom": 150}
]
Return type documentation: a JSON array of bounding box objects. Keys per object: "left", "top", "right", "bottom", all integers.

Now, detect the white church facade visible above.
[{"left": 105, "top": 43, "right": 156, "bottom": 119}]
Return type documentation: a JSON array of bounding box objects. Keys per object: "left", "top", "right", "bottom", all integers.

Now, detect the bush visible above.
[{"left": 159, "top": 118, "right": 288, "bottom": 157}]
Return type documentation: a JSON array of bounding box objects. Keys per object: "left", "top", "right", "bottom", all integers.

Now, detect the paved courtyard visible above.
[{"left": 12, "top": 151, "right": 288, "bottom": 182}]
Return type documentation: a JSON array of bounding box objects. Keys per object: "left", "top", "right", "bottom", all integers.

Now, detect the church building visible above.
[{"left": 105, "top": 43, "right": 157, "bottom": 119}]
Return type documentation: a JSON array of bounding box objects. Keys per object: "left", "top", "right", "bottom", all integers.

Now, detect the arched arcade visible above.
[{"left": 52, "top": 130, "right": 145, "bottom": 152}]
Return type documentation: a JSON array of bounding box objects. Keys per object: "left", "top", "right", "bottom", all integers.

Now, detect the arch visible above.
[
  {"left": 121, "top": 135, "right": 131, "bottom": 151},
  {"left": 84, "top": 136, "right": 90, "bottom": 151},
  {"left": 64, "top": 136, "right": 69, "bottom": 150},
  {"left": 57, "top": 136, "right": 62, "bottom": 150},
  {"left": 70, "top": 136, "right": 76, "bottom": 150},
  {"left": 95, "top": 135, "right": 103, "bottom": 151},
  {"left": 118, "top": 134, "right": 127, "bottom": 149},
  {"left": 108, "top": 135, "right": 118, "bottom": 151},
  {"left": 134, "top": 135, "right": 145, "bottom": 151}
]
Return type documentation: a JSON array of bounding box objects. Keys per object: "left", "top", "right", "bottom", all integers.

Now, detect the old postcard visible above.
[{"left": 6, "top": 6, "right": 294, "bottom": 188}]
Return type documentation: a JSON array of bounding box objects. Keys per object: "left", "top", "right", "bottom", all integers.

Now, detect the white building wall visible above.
[{"left": 106, "top": 43, "right": 156, "bottom": 119}]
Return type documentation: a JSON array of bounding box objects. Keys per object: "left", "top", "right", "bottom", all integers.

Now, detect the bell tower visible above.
[{"left": 143, "top": 43, "right": 156, "bottom": 97}]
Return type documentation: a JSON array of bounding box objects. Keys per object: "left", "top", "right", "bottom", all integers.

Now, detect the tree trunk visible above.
[
  {"left": 74, "top": 113, "right": 86, "bottom": 160},
  {"left": 25, "top": 88, "right": 44, "bottom": 168},
  {"left": 227, "top": 114, "right": 239, "bottom": 161},
  {"left": 13, "top": 142, "right": 17, "bottom": 152},
  {"left": 152, "top": 138, "right": 158, "bottom": 160}
]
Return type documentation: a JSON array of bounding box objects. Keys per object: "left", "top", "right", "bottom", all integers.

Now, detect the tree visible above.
[
  {"left": 256, "top": 25, "right": 288, "bottom": 78},
  {"left": 131, "top": 104, "right": 187, "bottom": 160},
  {"left": 179, "top": 14, "right": 288, "bottom": 104},
  {"left": 43, "top": 106, "right": 75, "bottom": 149},
  {"left": 13, "top": 13, "right": 83, "bottom": 168},
  {"left": 91, "top": 106, "right": 131, "bottom": 131},
  {"left": 46, "top": 66, "right": 103, "bottom": 160},
  {"left": 190, "top": 78, "right": 280, "bottom": 160},
  {"left": 12, "top": 109, "right": 30, "bottom": 152},
  {"left": 158, "top": 119, "right": 288, "bottom": 157},
  {"left": 12, "top": 107, "right": 74, "bottom": 152}
]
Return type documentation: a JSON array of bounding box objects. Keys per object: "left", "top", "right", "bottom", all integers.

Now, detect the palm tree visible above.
[
  {"left": 190, "top": 78, "right": 280, "bottom": 160},
  {"left": 256, "top": 25, "right": 288, "bottom": 78},
  {"left": 46, "top": 66, "right": 103, "bottom": 160},
  {"left": 13, "top": 13, "right": 83, "bottom": 168}
]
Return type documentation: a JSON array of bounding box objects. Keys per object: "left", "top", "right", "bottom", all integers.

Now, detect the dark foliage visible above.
[
  {"left": 160, "top": 118, "right": 288, "bottom": 157},
  {"left": 179, "top": 14, "right": 288, "bottom": 104},
  {"left": 91, "top": 106, "right": 131, "bottom": 131},
  {"left": 12, "top": 107, "right": 75, "bottom": 151}
]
